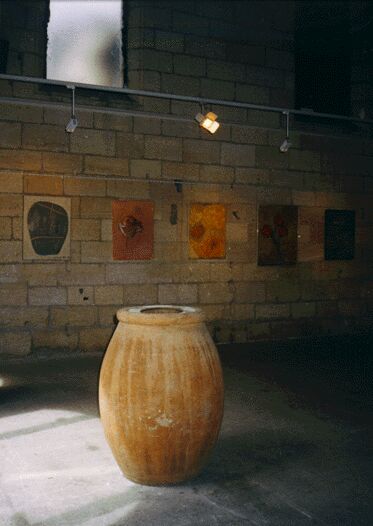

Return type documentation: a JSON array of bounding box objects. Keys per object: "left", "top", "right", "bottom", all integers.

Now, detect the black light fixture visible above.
[{"left": 174, "top": 179, "right": 183, "bottom": 193}]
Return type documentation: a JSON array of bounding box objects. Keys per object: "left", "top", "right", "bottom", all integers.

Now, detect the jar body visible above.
[{"left": 99, "top": 306, "right": 224, "bottom": 485}]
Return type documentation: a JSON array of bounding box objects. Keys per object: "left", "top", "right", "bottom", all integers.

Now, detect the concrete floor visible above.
[{"left": 0, "top": 336, "right": 372, "bottom": 526}]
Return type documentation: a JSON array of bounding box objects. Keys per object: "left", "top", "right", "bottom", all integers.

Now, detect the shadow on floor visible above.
[
  {"left": 8, "top": 430, "right": 320, "bottom": 526},
  {"left": 0, "top": 354, "right": 102, "bottom": 419},
  {"left": 1, "top": 334, "right": 373, "bottom": 525},
  {"left": 219, "top": 333, "right": 373, "bottom": 425}
]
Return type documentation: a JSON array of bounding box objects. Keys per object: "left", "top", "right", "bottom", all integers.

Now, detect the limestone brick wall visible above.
[
  {"left": 0, "top": 105, "right": 372, "bottom": 355},
  {"left": 128, "top": 0, "right": 294, "bottom": 114},
  {"left": 0, "top": 1, "right": 372, "bottom": 355}
]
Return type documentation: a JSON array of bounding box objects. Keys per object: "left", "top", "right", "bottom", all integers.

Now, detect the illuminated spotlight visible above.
[
  {"left": 65, "top": 85, "right": 78, "bottom": 133},
  {"left": 195, "top": 111, "right": 220, "bottom": 134}
]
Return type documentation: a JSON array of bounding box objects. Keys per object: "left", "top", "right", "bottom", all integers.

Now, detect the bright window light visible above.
[{"left": 47, "top": 0, "right": 123, "bottom": 87}]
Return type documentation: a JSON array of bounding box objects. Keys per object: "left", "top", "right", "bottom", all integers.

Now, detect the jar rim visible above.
[{"left": 116, "top": 305, "right": 205, "bottom": 326}]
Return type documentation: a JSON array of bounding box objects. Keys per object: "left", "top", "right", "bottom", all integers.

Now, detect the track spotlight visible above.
[
  {"left": 65, "top": 85, "right": 78, "bottom": 133},
  {"left": 279, "top": 110, "right": 291, "bottom": 153},
  {"left": 66, "top": 116, "right": 78, "bottom": 133},
  {"left": 195, "top": 107, "right": 220, "bottom": 134},
  {"left": 280, "top": 138, "right": 291, "bottom": 153}
]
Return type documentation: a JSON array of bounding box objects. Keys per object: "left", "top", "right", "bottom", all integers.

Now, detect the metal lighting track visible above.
[
  {"left": 0, "top": 96, "right": 194, "bottom": 124},
  {"left": 1, "top": 73, "right": 372, "bottom": 125},
  {"left": 0, "top": 168, "right": 251, "bottom": 189}
]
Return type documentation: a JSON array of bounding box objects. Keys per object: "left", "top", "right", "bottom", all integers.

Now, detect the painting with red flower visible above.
[
  {"left": 112, "top": 200, "right": 154, "bottom": 260},
  {"left": 258, "top": 205, "right": 298, "bottom": 265},
  {"left": 189, "top": 204, "right": 226, "bottom": 259}
]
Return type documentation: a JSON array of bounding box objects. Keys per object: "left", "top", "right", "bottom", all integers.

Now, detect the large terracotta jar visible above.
[{"left": 99, "top": 305, "right": 224, "bottom": 485}]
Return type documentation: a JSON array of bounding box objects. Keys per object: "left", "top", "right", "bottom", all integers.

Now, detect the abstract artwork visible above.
[
  {"left": 112, "top": 200, "right": 154, "bottom": 260},
  {"left": 298, "top": 207, "right": 324, "bottom": 262},
  {"left": 189, "top": 203, "right": 226, "bottom": 259},
  {"left": 324, "top": 209, "right": 355, "bottom": 260},
  {"left": 258, "top": 205, "right": 298, "bottom": 265},
  {"left": 23, "top": 196, "right": 71, "bottom": 259}
]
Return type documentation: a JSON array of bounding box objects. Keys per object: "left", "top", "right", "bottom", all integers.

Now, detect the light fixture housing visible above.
[
  {"left": 65, "top": 116, "right": 78, "bottom": 133},
  {"left": 279, "top": 110, "right": 291, "bottom": 152},
  {"left": 195, "top": 111, "right": 220, "bottom": 134},
  {"left": 279, "top": 138, "right": 291, "bottom": 152}
]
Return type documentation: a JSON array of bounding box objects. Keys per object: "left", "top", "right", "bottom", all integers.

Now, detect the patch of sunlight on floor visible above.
[{"left": 0, "top": 408, "right": 137, "bottom": 526}]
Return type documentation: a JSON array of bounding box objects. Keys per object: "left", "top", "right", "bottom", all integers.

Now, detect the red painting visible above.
[
  {"left": 258, "top": 205, "right": 298, "bottom": 265},
  {"left": 112, "top": 200, "right": 154, "bottom": 260}
]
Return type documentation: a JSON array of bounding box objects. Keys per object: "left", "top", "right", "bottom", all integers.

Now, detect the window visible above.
[
  {"left": 47, "top": 0, "right": 124, "bottom": 88},
  {"left": 0, "top": 39, "right": 9, "bottom": 74},
  {"left": 295, "top": 2, "right": 351, "bottom": 117}
]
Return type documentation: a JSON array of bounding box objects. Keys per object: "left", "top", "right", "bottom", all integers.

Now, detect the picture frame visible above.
[{"left": 23, "top": 195, "right": 71, "bottom": 260}]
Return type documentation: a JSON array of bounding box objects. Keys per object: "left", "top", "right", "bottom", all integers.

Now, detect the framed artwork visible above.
[
  {"left": 112, "top": 200, "right": 154, "bottom": 260},
  {"left": 258, "top": 205, "right": 298, "bottom": 265},
  {"left": 189, "top": 203, "right": 226, "bottom": 259},
  {"left": 324, "top": 209, "right": 355, "bottom": 260},
  {"left": 23, "top": 196, "right": 71, "bottom": 260},
  {"left": 298, "top": 207, "right": 324, "bottom": 262}
]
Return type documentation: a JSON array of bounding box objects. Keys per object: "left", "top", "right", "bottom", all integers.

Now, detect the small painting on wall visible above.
[
  {"left": 189, "top": 203, "right": 226, "bottom": 259},
  {"left": 324, "top": 209, "right": 355, "bottom": 260},
  {"left": 112, "top": 200, "right": 154, "bottom": 260},
  {"left": 23, "top": 196, "right": 71, "bottom": 259},
  {"left": 258, "top": 205, "right": 298, "bottom": 265}
]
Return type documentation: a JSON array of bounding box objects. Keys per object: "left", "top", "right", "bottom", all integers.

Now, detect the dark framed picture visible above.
[
  {"left": 23, "top": 196, "right": 71, "bottom": 260},
  {"left": 324, "top": 209, "right": 355, "bottom": 260},
  {"left": 258, "top": 205, "right": 298, "bottom": 266}
]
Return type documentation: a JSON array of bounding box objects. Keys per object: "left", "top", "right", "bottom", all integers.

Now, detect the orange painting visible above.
[
  {"left": 189, "top": 204, "right": 226, "bottom": 259},
  {"left": 112, "top": 200, "right": 154, "bottom": 260}
]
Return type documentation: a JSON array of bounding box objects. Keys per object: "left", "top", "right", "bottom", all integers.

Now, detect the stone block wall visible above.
[
  {"left": 0, "top": 1, "right": 372, "bottom": 355},
  {"left": 127, "top": 0, "right": 295, "bottom": 114}
]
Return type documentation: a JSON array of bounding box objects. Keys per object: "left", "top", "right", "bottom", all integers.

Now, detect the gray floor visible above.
[{"left": 0, "top": 342, "right": 372, "bottom": 526}]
